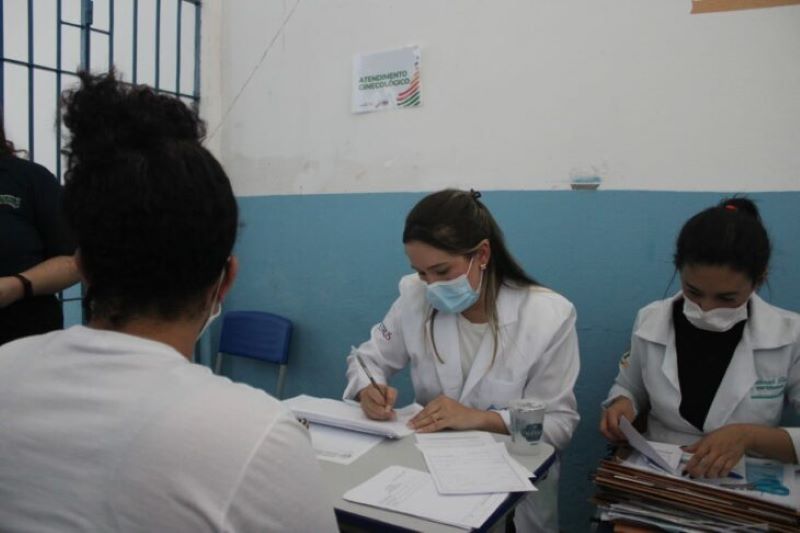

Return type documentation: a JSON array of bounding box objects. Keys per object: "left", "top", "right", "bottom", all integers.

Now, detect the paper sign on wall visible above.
[{"left": 352, "top": 46, "right": 421, "bottom": 114}]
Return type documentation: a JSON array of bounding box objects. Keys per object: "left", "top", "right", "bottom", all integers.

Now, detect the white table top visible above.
[{"left": 320, "top": 432, "right": 556, "bottom": 532}]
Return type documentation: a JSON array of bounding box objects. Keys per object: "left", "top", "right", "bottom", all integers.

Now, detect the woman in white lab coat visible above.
[
  {"left": 343, "top": 189, "right": 580, "bottom": 532},
  {"left": 601, "top": 198, "right": 800, "bottom": 478}
]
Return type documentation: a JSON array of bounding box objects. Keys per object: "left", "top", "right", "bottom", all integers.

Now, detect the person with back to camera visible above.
[
  {"left": 600, "top": 198, "right": 800, "bottom": 478},
  {"left": 0, "top": 112, "right": 79, "bottom": 345},
  {"left": 0, "top": 71, "right": 337, "bottom": 531},
  {"left": 343, "top": 188, "right": 581, "bottom": 532}
]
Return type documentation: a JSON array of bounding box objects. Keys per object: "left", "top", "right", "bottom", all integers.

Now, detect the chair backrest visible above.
[{"left": 218, "top": 311, "right": 293, "bottom": 365}]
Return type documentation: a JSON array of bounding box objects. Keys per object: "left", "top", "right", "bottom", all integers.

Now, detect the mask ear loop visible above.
[{"left": 197, "top": 269, "right": 227, "bottom": 340}]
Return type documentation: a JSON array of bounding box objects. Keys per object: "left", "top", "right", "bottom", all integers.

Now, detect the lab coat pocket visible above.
[{"left": 479, "top": 375, "right": 527, "bottom": 407}]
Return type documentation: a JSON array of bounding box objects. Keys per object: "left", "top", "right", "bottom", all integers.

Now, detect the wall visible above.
[{"left": 207, "top": 2, "right": 800, "bottom": 530}]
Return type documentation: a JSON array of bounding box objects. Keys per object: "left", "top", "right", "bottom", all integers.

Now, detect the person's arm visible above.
[
  {"left": 600, "top": 311, "right": 651, "bottom": 442},
  {"left": 682, "top": 425, "right": 796, "bottom": 478},
  {"left": 409, "top": 395, "right": 508, "bottom": 433},
  {"left": 520, "top": 302, "right": 581, "bottom": 451},
  {"left": 343, "top": 289, "right": 411, "bottom": 419},
  {"left": 683, "top": 342, "right": 800, "bottom": 477},
  {"left": 0, "top": 255, "right": 79, "bottom": 308}
]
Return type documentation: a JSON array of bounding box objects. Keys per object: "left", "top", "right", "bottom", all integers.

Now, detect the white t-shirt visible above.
[
  {"left": 0, "top": 326, "right": 337, "bottom": 532},
  {"left": 457, "top": 314, "right": 489, "bottom": 384}
]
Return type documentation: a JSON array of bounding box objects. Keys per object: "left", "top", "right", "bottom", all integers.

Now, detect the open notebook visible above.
[{"left": 283, "top": 394, "right": 422, "bottom": 439}]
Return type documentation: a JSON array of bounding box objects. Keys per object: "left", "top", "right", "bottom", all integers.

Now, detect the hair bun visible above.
[
  {"left": 718, "top": 197, "right": 761, "bottom": 220},
  {"left": 62, "top": 70, "right": 204, "bottom": 164}
]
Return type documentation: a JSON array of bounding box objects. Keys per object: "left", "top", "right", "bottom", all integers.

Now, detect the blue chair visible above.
[{"left": 214, "top": 310, "right": 293, "bottom": 399}]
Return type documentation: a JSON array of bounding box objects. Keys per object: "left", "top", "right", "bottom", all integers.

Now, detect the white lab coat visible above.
[
  {"left": 344, "top": 274, "right": 581, "bottom": 532},
  {"left": 607, "top": 293, "right": 800, "bottom": 460}
]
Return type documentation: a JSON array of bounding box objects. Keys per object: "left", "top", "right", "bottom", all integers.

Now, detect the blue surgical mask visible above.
[{"left": 425, "top": 258, "right": 483, "bottom": 314}]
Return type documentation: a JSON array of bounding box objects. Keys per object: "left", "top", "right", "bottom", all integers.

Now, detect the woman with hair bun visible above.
[
  {"left": 601, "top": 198, "right": 800, "bottom": 477},
  {"left": 0, "top": 72, "right": 336, "bottom": 531},
  {"left": 343, "top": 188, "right": 580, "bottom": 532}
]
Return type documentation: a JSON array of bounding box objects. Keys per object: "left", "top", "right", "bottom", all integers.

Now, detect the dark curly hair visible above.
[
  {"left": 0, "top": 107, "right": 19, "bottom": 157},
  {"left": 674, "top": 197, "right": 770, "bottom": 285},
  {"left": 61, "top": 71, "right": 238, "bottom": 325}
]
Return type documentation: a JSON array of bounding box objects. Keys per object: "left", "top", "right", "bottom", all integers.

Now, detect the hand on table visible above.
[
  {"left": 408, "top": 395, "right": 484, "bottom": 433},
  {"left": 682, "top": 425, "right": 751, "bottom": 479}
]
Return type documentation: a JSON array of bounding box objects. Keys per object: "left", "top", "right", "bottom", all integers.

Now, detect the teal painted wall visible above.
[{"left": 214, "top": 190, "right": 800, "bottom": 531}]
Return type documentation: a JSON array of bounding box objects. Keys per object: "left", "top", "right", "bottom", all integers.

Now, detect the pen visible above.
[{"left": 353, "top": 347, "right": 388, "bottom": 405}]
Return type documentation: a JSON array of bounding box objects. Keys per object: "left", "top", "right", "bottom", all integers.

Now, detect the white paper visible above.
[
  {"left": 415, "top": 431, "right": 497, "bottom": 449},
  {"left": 416, "top": 432, "right": 535, "bottom": 482},
  {"left": 619, "top": 416, "right": 676, "bottom": 473},
  {"left": 649, "top": 441, "right": 684, "bottom": 472},
  {"left": 284, "top": 394, "right": 422, "bottom": 439},
  {"left": 343, "top": 466, "right": 506, "bottom": 530},
  {"left": 422, "top": 442, "right": 536, "bottom": 495},
  {"left": 308, "top": 423, "right": 382, "bottom": 465}
]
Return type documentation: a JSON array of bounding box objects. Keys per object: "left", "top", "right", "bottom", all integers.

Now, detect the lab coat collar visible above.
[
  {"left": 633, "top": 292, "right": 681, "bottom": 346},
  {"left": 747, "top": 293, "right": 798, "bottom": 350},
  {"left": 430, "top": 311, "right": 466, "bottom": 400},
  {"left": 495, "top": 282, "right": 528, "bottom": 326},
  {"left": 460, "top": 283, "right": 524, "bottom": 400},
  {"left": 634, "top": 292, "right": 796, "bottom": 350},
  {"left": 704, "top": 332, "right": 757, "bottom": 431}
]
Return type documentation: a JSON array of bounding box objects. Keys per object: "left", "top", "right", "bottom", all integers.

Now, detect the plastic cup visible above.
[{"left": 508, "top": 399, "right": 546, "bottom": 455}]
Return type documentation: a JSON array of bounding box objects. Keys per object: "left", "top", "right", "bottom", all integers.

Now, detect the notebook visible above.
[{"left": 283, "top": 394, "right": 422, "bottom": 439}]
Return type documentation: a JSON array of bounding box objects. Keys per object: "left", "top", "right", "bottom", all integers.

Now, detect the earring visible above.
[{"left": 480, "top": 264, "right": 487, "bottom": 271}]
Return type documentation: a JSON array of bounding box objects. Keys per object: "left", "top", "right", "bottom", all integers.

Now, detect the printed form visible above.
[
  {"left": 343, "top": 465, "right": 507, "bottom": 530},
  {"left": 414, "top": 432, "right": 535, "bottom": 495}
]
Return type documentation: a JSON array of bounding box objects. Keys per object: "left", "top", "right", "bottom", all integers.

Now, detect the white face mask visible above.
[
  {"left": 682, "top": 296, "right": 749, "bottom": 332},
  {"left": 197, "top": 273, "right": 225, "bottom": 341}
]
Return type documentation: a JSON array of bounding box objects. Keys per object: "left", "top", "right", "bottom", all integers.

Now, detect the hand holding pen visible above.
[{"left": 352, "top": 347, "right": 397, "bottom": 420}]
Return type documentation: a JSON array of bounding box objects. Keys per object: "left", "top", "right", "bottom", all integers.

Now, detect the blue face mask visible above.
[{"left": 425, "top": 258, "right": 483, "bottom": 314}]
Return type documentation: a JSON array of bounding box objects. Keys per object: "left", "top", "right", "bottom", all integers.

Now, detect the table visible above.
[{"left": 320, "top": 433, "right": 556, "bottom": 532}]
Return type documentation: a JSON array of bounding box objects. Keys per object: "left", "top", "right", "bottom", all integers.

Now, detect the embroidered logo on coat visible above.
[
  {"left": 0, "top": 194, "right": 21, "bottom": 209},
  {"left": 378, "top": 322, "right": 392, "bottom": 341},
  {"left": 750, "top": 377, "right": 787, "bottom": 400}
]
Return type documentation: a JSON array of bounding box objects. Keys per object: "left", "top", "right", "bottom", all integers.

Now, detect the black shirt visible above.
[
  {"left": 673, "top": 299, "right": 747, "bottom": 431},
  {"left": 0, "top": 156, "right": 75, "bottom": 276}
]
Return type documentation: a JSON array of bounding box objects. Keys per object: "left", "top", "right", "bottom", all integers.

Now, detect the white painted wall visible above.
[{"left": 209, "top": 0, "right": 800, "bottom": 195}]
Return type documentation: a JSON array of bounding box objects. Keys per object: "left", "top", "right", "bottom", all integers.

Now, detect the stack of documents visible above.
[
  {"left": 594, "top": 455, "right": 800, "bottom": 532},
  {"left": 283, "top": 394, "right": 422, "bottom": 438},
  {"left": 342, "top": 431, "right": 536, "bottom": 530},
  {"left": 592, "top": 421, "right": 800, "bottom": 532}
]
